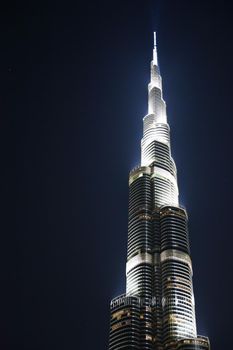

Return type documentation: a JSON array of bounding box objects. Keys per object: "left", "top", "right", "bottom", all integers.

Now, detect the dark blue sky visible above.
[{"left": 1, "top": 1, "right": 232, "bottom": 349}]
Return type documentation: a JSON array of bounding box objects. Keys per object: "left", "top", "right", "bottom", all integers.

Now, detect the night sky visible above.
[{"left": 1, "top": 1, "right": 233, "bottom": 349}]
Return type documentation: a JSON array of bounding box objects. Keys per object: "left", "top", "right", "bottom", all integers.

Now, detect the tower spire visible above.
[
  {"left": 108, "top": 32, "right": 211, "bottom": 350},
  {"left": 153, "top": 31, "right": 158, "bottom": 66}
]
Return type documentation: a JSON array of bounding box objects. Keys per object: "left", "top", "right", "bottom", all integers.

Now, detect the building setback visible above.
[{"left": 108, "top": 33, "right": 210, "bottom": 350}]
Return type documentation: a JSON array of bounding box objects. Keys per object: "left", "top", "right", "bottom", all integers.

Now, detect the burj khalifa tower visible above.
[{"left": 108, "top": 33, "right": 210, "bottom": 350}]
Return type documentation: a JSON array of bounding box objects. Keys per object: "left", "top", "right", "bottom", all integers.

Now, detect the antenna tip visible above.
[{"left": 154, "top": 32, "right": 157, "bottom": 47}]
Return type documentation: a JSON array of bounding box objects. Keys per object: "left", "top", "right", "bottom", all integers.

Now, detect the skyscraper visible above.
[{"left": 108, "top": 33, "right": 210, "bottom": 350}]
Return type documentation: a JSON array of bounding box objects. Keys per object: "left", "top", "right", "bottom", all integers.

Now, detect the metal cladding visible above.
[{"left": 108, "top": 33, "right": 210, "bottom": 350}]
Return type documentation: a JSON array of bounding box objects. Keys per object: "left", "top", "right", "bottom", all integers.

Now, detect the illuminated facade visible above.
[{"left": 108, "top": 33, "right": 210, "bottom": 350}]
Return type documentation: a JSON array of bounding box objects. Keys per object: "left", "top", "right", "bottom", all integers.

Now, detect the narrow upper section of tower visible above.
[{"left": 153, "top": 31, "right": 158, "bottom": 66}]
